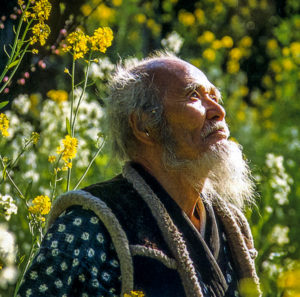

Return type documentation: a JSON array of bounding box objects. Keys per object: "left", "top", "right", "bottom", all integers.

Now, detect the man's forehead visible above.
[{"left": 145, "top": 58, "right": 213, "bottom": 92}]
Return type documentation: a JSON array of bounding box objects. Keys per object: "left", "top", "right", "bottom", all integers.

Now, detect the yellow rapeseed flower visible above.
[
  {"left": 90, "top": 27, "right": 114, "bottom": 53},
  {"left": 31, "top": 132, "right": 40, "bottom": 144},
  {"left": 48, "top": 155, "right": 56, "bottom": 163},
  {"left": 203, "top": 48, "right": 216, "bottom": 62},
  {"left": 282, "top": 58, "right": 294, "bottom": 71},
  {"left": 221, "top": 36, "right": 233, "bottom": 48},
  {"left": 227, "top": 60, "right": 240, "bottom": 73},
  {"left": 30, "top": 22, "right": 51, "bottom": 46},
  {"left": 135, "top": 13, "right": 147, "bottom": 24},
  {"left": 194, "top": 8, "right": 206, "bottom": 24},
  {"left": 197, "top": 31, "right": 215, "bottom": 44},
  {"left": 267, "top": 39, "right": 278, "bottom": 51},
  {"left": 229, "top": 48, "right": 243, "bottom": 60},
  {"left": 290, "top": 42, "right": 300, "bottom": 57},
  {"left": 57, "top": 135, "right": 78, "bottom": 163},
  {"left": 239, "top": 36, "right": 252, "bottom": 48},
  {"left": 124, "top": 291, "right": 145, "bottom": 297},
  {"left": 32, "top": 0, "right": 52, "bottom": 21},
  {"left": 81, "top": 4, "right": 92, "bottom": 17},
  {"left": 62, "top": 30, "right": 89, "bottom": 60},
  {"left": 47, "top": 89, "right": 68, "bottom": 104},
  {"left": 28, "top": 195, "right": 51, "bottom": 216},
  {"left": 18, "top": 0, "right": 24, "bottom": 6},
  {"left": 112, "top": 0, "right": 122, "bottom": 6},
  {"left": 178, "top": 11, "right": 195, "bottom": 26},
  {"left": 0, "top": 113, "right": 9, "bottom": 137},
  {"left": 212, "top": 40, "right": 223, "bottom": 50}
]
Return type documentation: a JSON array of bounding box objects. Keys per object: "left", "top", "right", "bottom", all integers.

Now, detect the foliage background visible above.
[{"left": 0, "top": 0, "right": 299, "bottom": 296}]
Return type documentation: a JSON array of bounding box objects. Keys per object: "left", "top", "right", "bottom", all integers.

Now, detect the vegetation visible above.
[{"left": 0, "top": 0, "right": 299, "bottom": 296}]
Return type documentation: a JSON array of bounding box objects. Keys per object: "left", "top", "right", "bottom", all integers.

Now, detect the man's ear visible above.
[{"left": 129, "top": 112, "right": 155, "bottom": 146}]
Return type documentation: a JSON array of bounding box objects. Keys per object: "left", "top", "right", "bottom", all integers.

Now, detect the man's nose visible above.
[{"left": 205, "top": 98, "right": 226, "bottom": 122}]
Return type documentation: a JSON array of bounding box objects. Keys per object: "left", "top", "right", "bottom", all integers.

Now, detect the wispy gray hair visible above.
[{"left": 106, "top": 52, "right": 180, "bottom": 160}]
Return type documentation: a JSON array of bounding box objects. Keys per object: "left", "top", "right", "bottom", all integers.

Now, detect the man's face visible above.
[{"left": 152, "top": 59, "right": 229, "bottom": 161}]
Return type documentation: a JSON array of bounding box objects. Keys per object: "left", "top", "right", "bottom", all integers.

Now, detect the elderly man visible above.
[{"left": 18, "top": 53, "right": 261, "bottom": 297}]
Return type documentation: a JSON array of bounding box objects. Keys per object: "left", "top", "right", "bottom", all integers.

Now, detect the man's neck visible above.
[{"left": 133, "top": 155, "right": 207, "bottom": 231}]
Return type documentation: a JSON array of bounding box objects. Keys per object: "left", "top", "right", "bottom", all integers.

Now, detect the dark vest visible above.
[{"left": 48, "top": 163, "right": 261, "bottom": 297}]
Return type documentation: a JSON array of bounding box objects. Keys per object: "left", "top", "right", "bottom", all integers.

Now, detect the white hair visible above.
[{"left": 106, "top": 51, "right": 182, "bottom": 160}]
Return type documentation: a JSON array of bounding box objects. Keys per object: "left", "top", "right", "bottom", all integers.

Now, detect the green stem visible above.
[
  {"left": 0, "top": 136, "right": 33, "bottom": 184},
  {"left": 13, "top": 238, "right": 37, "bottom": 297},
  {"left": 71, "top": 52, "right": 92, "bottom": 135},
  {"left": 73, "top": 139, "right": 105, "bottom": 190},
  {"left": 0, "top": 156, "right": 25, "bottom": 199},
  {"left": 0, "top": 1, "right": 30, "bottom": 84},
  {"left": 69, "top": 57, "right": 75, "bottom": 136},
  {"left": 0, "top": 43, "right": 30, "bottom": 94}
]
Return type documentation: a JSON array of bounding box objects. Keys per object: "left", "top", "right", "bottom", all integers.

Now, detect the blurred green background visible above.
[{"left": 0, "top": 0, "right": 299, "bottom": 296}]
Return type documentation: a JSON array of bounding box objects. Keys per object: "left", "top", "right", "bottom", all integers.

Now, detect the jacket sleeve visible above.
[{"left": 17, "top": 206, "right": 121, "bottom": 297}]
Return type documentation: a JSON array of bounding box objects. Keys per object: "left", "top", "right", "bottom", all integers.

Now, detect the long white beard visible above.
[
  {"left": 199, "top": 140, "right": 256, "bottom": 210},
  {"left": 163, "top": 138, "right": 256, "bottom": 210}
]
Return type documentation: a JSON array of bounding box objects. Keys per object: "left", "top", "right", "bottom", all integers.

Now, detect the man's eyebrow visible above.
[
  {"left": 184, "top": 83, "right": 223, "bottom": 103},
  {"left": 184, "top": 82, "right": 200, "bottom": 94}
]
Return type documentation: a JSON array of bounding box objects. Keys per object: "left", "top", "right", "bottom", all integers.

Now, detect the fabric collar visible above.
[{"left": 131, "top": 162, "right": 228, "bottom": 296}]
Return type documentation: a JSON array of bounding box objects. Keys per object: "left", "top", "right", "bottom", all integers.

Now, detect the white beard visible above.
[
  {"left": 198, "top": 140, "right": 256, "bottom": 210},
  {"left": 163, "top": 138, "right": 256, "bottom": 210}
]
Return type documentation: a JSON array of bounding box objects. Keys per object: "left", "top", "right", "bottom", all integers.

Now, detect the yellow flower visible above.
[
  {"left": 32, "top": 0, "right": 52, "bottom": 21},
  {"left": 212, "top": 40, "right": 222, "bottom": 50},
  {"left": 282, "top": 58, "right": 294, "bottom": 71},
  {"left": 221, "top": 36, "right": 233, "bottom": 48},
  {"left": 178, "top": 10, "right": 195, "bottom": 26},
  {"left": 227, "top": 60, "right": 240, "bottom": 73},
  {"left": 28, "top": 195, "right": 51, "bottom": 216},
  {"left": 0, "top": 113, "right": 9, "bottom": 137},
  {"left": 18, "top": 0, "right": 24, "bottom": 6},
  {"left": 62, "top": 30, "right": 89, "bottom": 60},
  {"left": 47, "top": 89, "right": 68, "bottom": 104},
  {"left": 30, "top": 22, "right": 51, "bottom": 46},
  {"left": 48, "top": 155, "right": 56, "bottom": 163},
  {"left": 64, "top": 68, "right": 69, "bottom": 74},
  {"left": 239, "top": 36, "right": 252, "bottom": 48},
  {"left": 201, "top": 31, "right": 215, "bottom": 43},
  {"left": 31, "top": 132, "right": 40, "bottom": 144},
  {"left": 81, "top": 4, "right": 92, "bottom": 17},
  {"left": 32, "top": 49, "right": 39, "bottom": 54},
  {"left": 124, "top": 291, "right": 145, "bottom": 297},
  {"left": 203, "top": 48, "right": 216, "bottom": 62},
  {"left": 90, "top": 27, "right": 114, "bottom": 53},
  {"left": 57, "top": 135, "right": 78, "bottom": 163},
  {"left": 267, "top": 39, "right": 278, "bottom": 50},
  {"left": 194, "top": 8, "right": 206, "bottom": 24},
  {"left": 229, "top": 48, "right": 243, "bottom": 60},
  {"left": 112, "top": 0, "right": 122, "bottom": 6},
  {"left": 290, "top": 42, "right": 300, "bottom": 57},
  {"left": 135, "top": 14, "right": 146, "bottom": 24}
]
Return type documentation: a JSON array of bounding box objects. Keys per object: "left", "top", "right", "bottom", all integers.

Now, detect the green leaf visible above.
[
  {"left": 66, "top": 117, "right": 71, "bottom": 135},
  {"left": 0, "top": 101, "right": 9, "bottom": 110},
  {"left": 18, "top": 255, "right": 26, "bottom": 267},
  {"left": 8, "top": 59, "right": 20, "bottom": 69}
]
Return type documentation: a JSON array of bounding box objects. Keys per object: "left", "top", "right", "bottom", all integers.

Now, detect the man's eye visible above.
[
  {"left": 210, "top": 94, "right": 218, "bottom": 102},
  {"left": 190, "top": 91, "right": 200, "bottom": 100}
]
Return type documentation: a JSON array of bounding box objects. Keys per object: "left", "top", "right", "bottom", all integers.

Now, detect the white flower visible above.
[
  {"left": 161, "top": 31, "right": 184, "bottom": 54},
  {"left": 89, "top": 57, "right": 114, "bottom": 80},
  {"left": 0, "top": 194, "right": 17, "bottom": 221},
  {"left": 0, "top": 224, "right": 16, "bottom": 265},
  {"left": 270, "top": 225, "right": 289, "bottom": 245},
  {"left": 0, "top": 265, "right": 18, "bottom": 288},
  {"left": 12, "top": 94, "right": 31, "bottom": 115}
]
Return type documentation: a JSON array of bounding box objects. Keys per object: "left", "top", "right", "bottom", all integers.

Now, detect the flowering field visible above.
[{"left": 0, "top": 0, "right": 299, "bottom": 296}]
